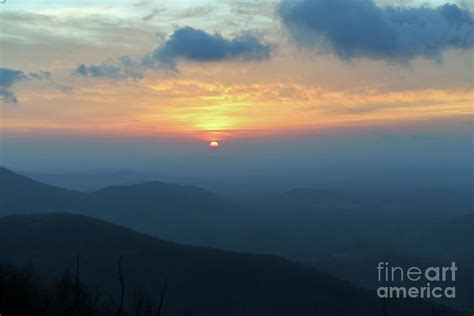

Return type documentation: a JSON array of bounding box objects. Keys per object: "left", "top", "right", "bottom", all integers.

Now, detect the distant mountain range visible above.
[
  {"left": 1, "top": 167, "right": 473, "bottom": 313},
  {"left": 1, "top": 167, "right": 472, "bottom": 259},
  {"left": 19, "top": 170, "right": 158, "bottom": 191},
  {"left": 0, "top": 167, "right": 390, "bottom": 259},
  {"left": 0, "top": 213, "right": 468, "bottom": 316}
]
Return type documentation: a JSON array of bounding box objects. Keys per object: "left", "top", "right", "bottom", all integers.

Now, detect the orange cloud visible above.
[{"left": 3, "top": 78, "right": 473, "bottom": 141}]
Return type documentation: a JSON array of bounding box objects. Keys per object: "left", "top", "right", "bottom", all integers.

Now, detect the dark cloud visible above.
[
  {"left": 0, "top": 68, "right": 27, "bottom": 104},
  {"left": 75, "top": 62, "right": 121, "bottom": 79},
  {"left": 147, "top": 26, "right": 272, "bottom": 69},
  {"left": 74, "top": 57, "right": 143, "bottom": 80},
  {"left": 77, "top": 27, "right": 272, "bottom": 78},
  {"left": 277, "top": 0, "right": 474, "bottom": 62},
  {"left": 0, "top": 68, "right": 70, "bottom": 104},
  {"left": 0, "top": 68, "right": 26, "bottom": 88}
]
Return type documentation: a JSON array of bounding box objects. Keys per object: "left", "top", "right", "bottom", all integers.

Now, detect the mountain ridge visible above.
[{"left": 0, "top": 212, "right": 467, "bottom": 316}]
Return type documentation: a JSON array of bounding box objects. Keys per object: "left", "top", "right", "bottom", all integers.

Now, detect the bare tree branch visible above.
[
  {"left": 156, "top": 277, "right": 167, "bottom": 316},
  {"left": 74, "top": 254, "right": 81, "bottom": 307},
  {"left": 117, "top": 256, "right": 125, "bottom": 316}
]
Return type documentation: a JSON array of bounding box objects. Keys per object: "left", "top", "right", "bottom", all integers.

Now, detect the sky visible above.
[{"left": 0, "top": 0, "right": 473, "bottom": 190}]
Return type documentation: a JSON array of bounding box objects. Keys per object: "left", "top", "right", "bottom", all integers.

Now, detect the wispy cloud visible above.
[
  {"left": 0, "top": 68, "right": 28, "bottom": 103},
  {"left": 0, "top": 68, "right": 70, "bottom": 104},
  {"left": 74, "top": 57, "right": 143, "bottom": 80}
]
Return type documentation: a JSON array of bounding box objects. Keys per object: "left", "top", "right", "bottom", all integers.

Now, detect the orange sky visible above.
[{"left": 3, "top": 73, "right": 473, "bottom": 141}]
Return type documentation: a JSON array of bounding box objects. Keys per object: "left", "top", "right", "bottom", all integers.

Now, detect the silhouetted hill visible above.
[
  {"left": 20, "top": 170, "right": 157, "bottom": 191},
  {"left": 0, "top": 213, "right": 467, "bottom": 316},
  {"left": 80, "top": 180, "right": 264, "bottom": 249},
  {"left": 308, "top": 214, "right": 474, "bottom": 311},
  {"left": 0, "top": 168, "right": 384, "bottom": 258},
  {"left": 0, "top": 168, "right": 254, "bottom": 250},
  {"left": 1, "top": 167, "right": 472, "bottom": 262},
  {"left": 311, "top": 250, "right": 474, "bottom": 311},
  {"left": 0, "top": 171, "right": 392, "bottom": 258},
  {"left": 0, "top": 167, "right": 84, "bottom": 213}
]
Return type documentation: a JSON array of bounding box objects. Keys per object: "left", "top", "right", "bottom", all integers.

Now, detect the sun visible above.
[{"left": 209, "top": 141, "right": 220, "bottom": 148}]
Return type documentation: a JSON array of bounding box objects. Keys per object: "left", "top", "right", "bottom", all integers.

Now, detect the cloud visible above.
[
  {"left": 26, "top": 71, "right": 51, "bottom": 81},
  {"left": 147, "top": 26, "right": 272, "bottom": 69},
  {"left": 173, "top": 6, "right": 214, "bottom": 19},
  {"left": 0, "top": 68, "right": 27, "bottom": 88},
  {"left": 0, "top": 89, "right": 19, "bottom": 104},
  {"left": 76, "top": 26, "right": 273, "bottom": 77},
  {"left": 0, "top": 68, "right": 70, "bottom": 104},
  {"left": 277, "top": 0, "right": 474, "bottom": 62},
  {"left": 142, "top": 8, "right": 165, "bottom": 21},
  {"left": 74, "top": 56, "right": 143, "bottom": 80},
  {"left": 0, "top": 68, "right": 27, "bottom": 104},
  {"left": 28, "top": 70, "right": 72, "bottom": 93}
]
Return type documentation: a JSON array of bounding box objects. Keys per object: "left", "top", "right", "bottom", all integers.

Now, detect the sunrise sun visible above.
[{"left": 209, "top": 141, "right": 220, "bottom": 148}]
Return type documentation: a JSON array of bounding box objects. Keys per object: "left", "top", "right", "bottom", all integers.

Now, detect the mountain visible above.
[
  {"left": 2, "top": 167, "right": 473, "bottom": 312},
  {"left": 0, "top": 167, "right": 255, "bottom": 249},
  {"left": 0, "top": 213, "right": 467, "bottom": 316},
  {"left": 20, "top": 170, "right": 157, "bottom": 191},
  {"left": 0, "top": 167, "right": 389, "bottom": 259},
  {"left": 1, "top": 167, "right": 472, "bottom": 262},
  {"left": 308, "top": 214, "right": 474, "bottom": 311},
  {"left": 80, "top": 180, "right": 263, "bottom": 249},
  {"left": 311, "top": 251, "right": 474, "bottom": 311},
  {"left": 0, "top": 167, "right": 84, "bottom": 214}
]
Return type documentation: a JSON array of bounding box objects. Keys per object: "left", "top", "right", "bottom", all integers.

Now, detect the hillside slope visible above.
[{"left": 0, "top": 213, "right": 466, "bottom": 316}]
